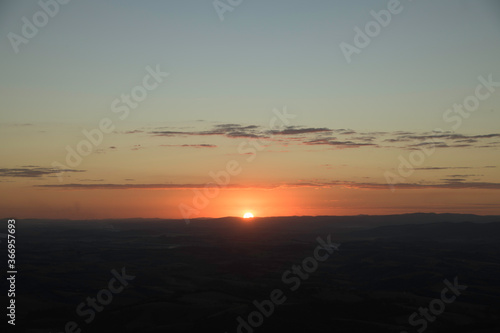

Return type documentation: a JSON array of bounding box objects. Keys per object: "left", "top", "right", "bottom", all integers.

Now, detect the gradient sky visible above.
[{"left": 1, "top": 0, "right": 499, "bottom": 219}]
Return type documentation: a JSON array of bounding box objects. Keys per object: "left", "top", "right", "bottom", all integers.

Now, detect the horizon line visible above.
[{"left": 4, "top": 212, "right": 500, "bottom": 222}]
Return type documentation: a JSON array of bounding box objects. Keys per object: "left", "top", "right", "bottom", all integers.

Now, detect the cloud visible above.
[
  {"left": 34, "top": 183, "right": 265, "bottom": 190},
  {"left": 151, "top": 123, "right": 268, "bottom": 139},
  {"left": 415, "top": 166, "right": 494, "bottom": 170},
  {"left": 150, "top": 124, "right": 361, "bottom": 144},
  {"left": 131, "top": 145, "right": 144, "bottom": 151},
  {"left": 0, "top": 123, "right": 33, "bottom": 128},
  {"left": 351, "top": 136, "right": 377, "bottom": 142},
  {"left": 34, "top": 179, "right": 500, "bottom": 191},
  {"left": 160, "top": 144, "right": 217, "bottom": 148},
  {"left": 441, "top": 178, "right": 467, "bottom": 182},
  {"left": 395, "top": 133, "right": 500, "bottom": 141},
  {"left": 0, "top": 166, "right": 84, "bottom": 178},
  {"left": 123, "top": 130, "right": 144, "bottom": 134},
  {"left": 446, "top": 174, "right": 482, "bottom": 178},
  {"left": 284, "top": 180, "right": 500, "bottom": 190},
  {"left": 269, "top": 126, "right": 332, "bottom": 135},
  {"left": 336, "top": 129, "right": 356, "bottom": 135},
  {"left": 386, "top": 132, "right": 500, "bottom": 149},
  {"left": 141, "top": 122, "right": 500, "bottom": 151},
  {"left": 303, "top": 137, "right": 376, "bottom": 148},
  {"left": 95, "top": 146, "right": 117, "bottom": 154}
]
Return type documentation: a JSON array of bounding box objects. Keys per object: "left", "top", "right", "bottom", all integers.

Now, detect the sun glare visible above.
[{"left": 243, "top": 212, "right": 254, "bottom": 219}]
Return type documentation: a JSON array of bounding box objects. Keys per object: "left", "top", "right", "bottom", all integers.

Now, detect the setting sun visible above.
[{"left": 243, "top": 212, "right": 254, "bottom": 219}]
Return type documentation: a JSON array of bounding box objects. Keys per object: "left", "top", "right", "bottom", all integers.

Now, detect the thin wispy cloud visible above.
[
  {"left": 151, "top": 124, "right": 267, "bottom": 139},
  {"left": 0, "top": 166, "right": 84, "bottom": 178},
  {"left": 269, "top": 126, "right": 332, "bottom": 135},
  {"left": 35, "top": 180, "right": 500, "bottom": 191},
  {"left": 303, "top": 138, "right": 377, "bottom": 148},
  {"left": 35, "top": 183, "right": 266, "bottom": 190},
  {"left": 160, "top": 144, "right": 217, "bottom": 148},
  {"left": 140, "top": 122, "right": 500, "bottom": 151},
  {"left": 415, "top": 166, "right": 496, "bottom": 170}
]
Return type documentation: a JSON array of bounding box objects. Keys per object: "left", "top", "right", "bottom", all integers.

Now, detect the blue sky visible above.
[
  {"left": 2, "top": 0, "right": 499, "bottom": 130},
  {"left": 1, "top": 0, "right": 499, "bottom": 218}
]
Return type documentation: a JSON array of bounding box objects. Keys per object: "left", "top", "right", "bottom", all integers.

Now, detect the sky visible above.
[{"left": 1, "top": 0, "right": 499, "bottom": 219}]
